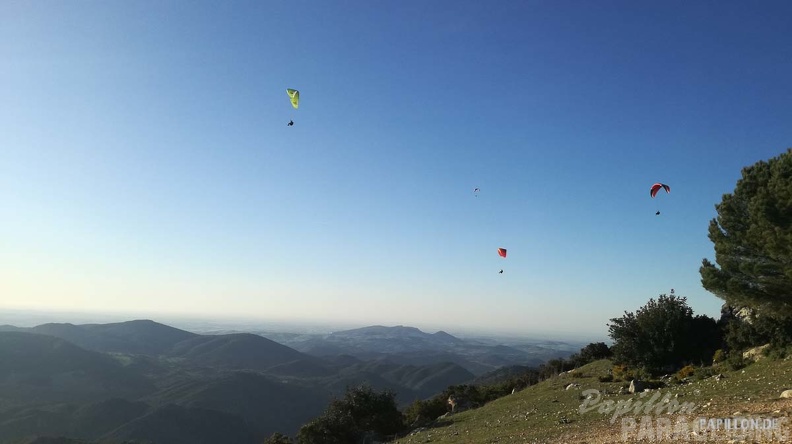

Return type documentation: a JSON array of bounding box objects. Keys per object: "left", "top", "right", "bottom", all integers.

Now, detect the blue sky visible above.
[{"left": 2, "top": 1, "right": 791, "bottom": 339}]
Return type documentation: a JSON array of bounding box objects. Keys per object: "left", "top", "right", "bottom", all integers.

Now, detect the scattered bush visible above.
[
  {"left": 611, "top": 364, "right": 650, "bottom": 382},
  {"left": 722, "top": 312, "right": 792, "bottom": 356},
  {"left": 694, "top": 366, "right": 714, "bottom": 380},
  {"left": 765, "top": 345, "right": 791, "bottom": 360},
  {"left": 724, "top": 353, "right": 750, "bottom": 371},
  {"left": 676, "top": 365, "right": 695, "bottom": 379},
  {"left": 612, "top": 364, "right": 628, "bottom": 382},
  {"left": 264, "top": 432, "right": 294, "bottom": 444},
  {"left": 712, "top": 349, "right": 725, "bottom": 365},
  {"left": 403, "top": 398, "right": 446, "bottom": 426}
]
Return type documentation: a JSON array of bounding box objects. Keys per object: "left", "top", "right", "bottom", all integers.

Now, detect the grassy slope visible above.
[{"left": 395, "top": 358, "right": 792, "bottom": 443}]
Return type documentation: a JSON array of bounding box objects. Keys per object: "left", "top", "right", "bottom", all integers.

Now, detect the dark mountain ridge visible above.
[
  {"left": 29, "top": 320, "right": 198, "bottom": 355},
  {"left": 167, "top": 333, "right": 309, "bottom": 371},
  {"left": 0, "top": 332, "right": 154, "bottom": 407},
  {"left": 0, "top": 320, "right": 511, "bottom": 443}
]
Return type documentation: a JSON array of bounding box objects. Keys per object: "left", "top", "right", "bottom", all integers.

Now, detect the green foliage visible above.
[
  {"left": 725, "top": 353, "right": 750, "bottom": 371},
  {"left": 402, "top": 366, "right": 550, "bottom": 425},
  {"left": 723, "top": 318, "right": 765, "bottom": 353},
  {"left": 578, "top": 342, "right": 613, "bottom": 362},
  {"left": 264, "top": 432, "right": 294, "bottom": 444},
  {"left": 712, "top": 349, "right": 725, "bottom": 365},
  {"left": 296, "top": 384, "right": 404, "bottom": 444},
  {"left": 608, "top": 294, "right": 721, "bottom": 375},
  {"left": 565, "top": 343, "right": 611, "bottom": 369},
  {"left": 530, "top": 343, "right": 613, "bottom": 380},
  {"left": 610, "top": 364, "right": 650, "bottom": 382},
  {"left": 723, "top": 315, "right": 792, "bottom": 354},
  {"left": 537, "top": 358, "right": 576, "bottom": 379},
  {"left": 439, "top": 384, "right": 487, "bottom": 408},
  {"left": 403, "top": 397, "right": 446, "bottom": 426},
  {"left": 693, "top": 366, "right": 715, "bottom": 380},
  {"left": 764, "top": 345, "right": 792, "bottom": 360},
  {"left": 598, "top": 374, "right": 613, "bottom": 382},
  {"left": 690, "top": 315, "right": 723, "bottom": 365},
  {"left": 481, "top": 367, "right": 542, "bottom": 397},
  {"left": 700, "top": 148, "right": 792, "bottom": 319}
]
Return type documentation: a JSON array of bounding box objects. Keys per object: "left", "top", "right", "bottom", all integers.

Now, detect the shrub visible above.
[
  {"left": 765, "top": 345, "right": 791, "bottom": 360},
  {"left": 676, "top": 365, "right": 695, "bottom": 379},
  {"left": 403, "top": 398, "right": 446, "bottom": 426},
  {"left": 296, "top": 384, "right": 405, "bottom": 444},
  {"left": 712, "top": 349, "right": 725, "bottom": 365},
  {"left": 725, "top": 353, "right": 750, "bottom": 371},
  {"left": 608, "top": 295, "right": 720, "bottom": 375},
  {"left": 264, "top": 433, "right": 294, "bottom": 444},
  {"left": 611, "top": 364, "right": 650, "bottom": 382},
  {"left": 694, "top": 366, "right": 714, "bottom": 380},
  {"left": 612, "top": 364, "right": 628, "bottom": 382}
]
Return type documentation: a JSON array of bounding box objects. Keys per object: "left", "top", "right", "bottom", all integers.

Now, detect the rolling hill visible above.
[
  {"left": 1, "top": 319, "right": 537, "bottom": 442},
  {"left": 272, "top": 325, "right": 566, "bottom": 375},
  {"left": 0, "top": 332, "right": 154, "bottom": 408}
]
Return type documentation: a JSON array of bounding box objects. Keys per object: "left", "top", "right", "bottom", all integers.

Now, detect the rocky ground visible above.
[{"left": 395, "top": 356, "right": 792, "bottom": 444}]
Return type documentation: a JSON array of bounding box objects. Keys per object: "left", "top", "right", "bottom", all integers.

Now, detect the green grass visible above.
[{"left": 394, "top": 358, "right": 792, "bottom": 443}]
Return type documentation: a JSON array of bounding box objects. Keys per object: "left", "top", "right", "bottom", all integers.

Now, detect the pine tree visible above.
[{"left": 700, "top": 148, "right": 792, "bottom": 319}]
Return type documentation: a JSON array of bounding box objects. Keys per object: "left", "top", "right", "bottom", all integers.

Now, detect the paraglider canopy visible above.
[
  {"left": 497, "top": 248, "right": 507, "bottom": 258},
  {"left": 286, "top": 89, "right": 300, "bottom": 109},
  {"left": 650, "top": 183, "right": 670, "bottom": 198}
]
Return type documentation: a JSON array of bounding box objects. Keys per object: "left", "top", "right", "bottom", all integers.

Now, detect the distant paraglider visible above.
[
  {"left": 286, "top": 89, "right": 299, "bottom": 126},
  {"left": 497, "top": 248, "right": 507, "bottom": 274},
  {"left": 474, "top": 187, "right": 480, "bottom": 197},
  {"left": 651, "top": 183, "right": 670, "bottom": 215}
]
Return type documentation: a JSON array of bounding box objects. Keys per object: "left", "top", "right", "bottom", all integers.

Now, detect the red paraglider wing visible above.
[
  {"left": 650, "top": 183, "right": 670, "bottom": 198},
  {"left": 497, "top": 248, "right": 507, "bottom": 258}
]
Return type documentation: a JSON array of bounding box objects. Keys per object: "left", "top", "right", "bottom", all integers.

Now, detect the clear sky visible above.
[{"left": 2, "top": 1, "right": 791, "bottom": 340}]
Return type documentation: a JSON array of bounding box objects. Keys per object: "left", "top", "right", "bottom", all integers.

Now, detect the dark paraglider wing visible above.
[{"left": 650, "top": 183, "right": 670, "bottom": 198}]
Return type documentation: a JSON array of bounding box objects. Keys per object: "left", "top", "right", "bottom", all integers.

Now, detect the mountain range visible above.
[{"left": 0, "top": 320, "right": 576, "bottom": 443}]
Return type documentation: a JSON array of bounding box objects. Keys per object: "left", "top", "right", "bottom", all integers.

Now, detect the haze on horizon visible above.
[{"left": 3, "top": 1, "right": 792, "bottom": 339}]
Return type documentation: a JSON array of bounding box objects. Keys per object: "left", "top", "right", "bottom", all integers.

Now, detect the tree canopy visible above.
[
  {"left": 700, "top": 148, "right": 792, "bottom": 319},
  {"left": 296, "top": 384, "right": 404, "bottom": 444},
  {"left": 608, "top": 294, "right": 720, "bottom": 374}
]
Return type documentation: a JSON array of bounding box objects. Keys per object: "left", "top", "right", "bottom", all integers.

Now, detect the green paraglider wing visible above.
[{"left": 286, "top": 89, "right": 300, "bottom": 109}]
